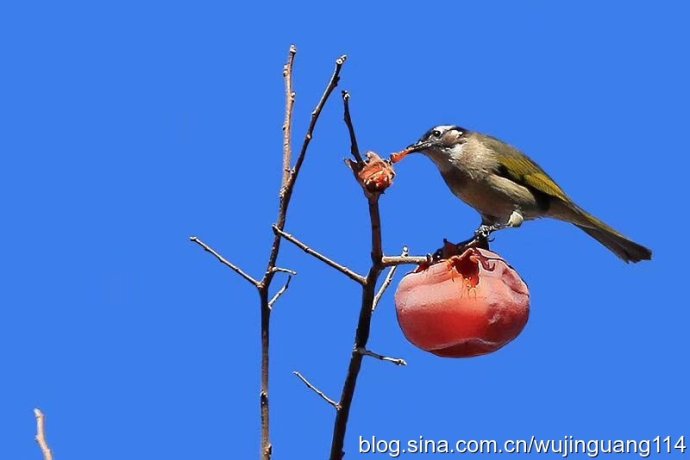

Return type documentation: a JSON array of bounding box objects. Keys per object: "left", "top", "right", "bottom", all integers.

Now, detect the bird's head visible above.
[{"left": 391, "top": 125, "right": 469, "bottom": 163}]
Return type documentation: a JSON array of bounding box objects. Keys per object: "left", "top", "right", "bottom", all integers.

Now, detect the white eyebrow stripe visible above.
[{"left": 432, "top": 125, "right": 455, "bottom": 133}]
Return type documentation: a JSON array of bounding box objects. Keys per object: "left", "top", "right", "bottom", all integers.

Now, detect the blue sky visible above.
[{"left": 1, "top": 1, "right": 688, "bottom": 459}]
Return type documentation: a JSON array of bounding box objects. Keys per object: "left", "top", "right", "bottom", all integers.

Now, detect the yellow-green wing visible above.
[{"left": 483, "top": 135, "right": 569, "bottom": 202}]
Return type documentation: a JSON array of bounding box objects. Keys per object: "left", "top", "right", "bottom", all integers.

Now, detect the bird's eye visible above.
[{"left": 432, "top": 130, "right": 441, "bottom": 138}]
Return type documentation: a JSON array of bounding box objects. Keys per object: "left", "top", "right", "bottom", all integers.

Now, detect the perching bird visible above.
[{"left": 391, "top": 125, "right": 652, "bottom": 263}]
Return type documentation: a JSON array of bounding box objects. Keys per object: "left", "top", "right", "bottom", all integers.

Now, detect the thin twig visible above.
[
  {"left": 289, "top": 55, "right": 348, "bottom": 187},
  {"left": 372, "top": 247, "right": 408, "bottom": 311},
  {"left": 268, "top": 275, "right": 292, "bottom": 309},
  {"left": 271, "top": 266, "right": 298, "bottom": 275},
  {"left": 293, "top": 371, "right": 341, "bottom": 410},
  {"left": 381, "top": 254, "right": 432, "bottom": 267},
  {"left": 281, "top": 44, "right": 297, "bottom": 189},
  {"left": 33, "top": 409, "right": 53, "bottom": 460},
  {"left": 357, "top": 347, "right": 407, "bottom": 366},
  {"left": 189, "top": 236, "right": 260, "bottom": 287},
  {"left": 342, "top": 91, "right": 363, "bottom": 163},
  {"left": 273, "top": 226, "right": 366, "bottom": 284}
]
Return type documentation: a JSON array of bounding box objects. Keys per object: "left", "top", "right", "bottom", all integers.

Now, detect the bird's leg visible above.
[
  {"left": 443, "top": 210, "right": 525, "bottom": 261},
  {"left": 475, "top": 210, "right": 524, "bottom": 238}
]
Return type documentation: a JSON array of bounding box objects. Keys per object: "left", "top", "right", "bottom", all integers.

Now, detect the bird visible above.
[{"left": 391, "top": 125, "right": 652, "bottom": 263}]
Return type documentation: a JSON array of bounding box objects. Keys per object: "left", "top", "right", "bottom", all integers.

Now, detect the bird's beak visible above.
[
  {"left": 390, "top": 140, "right": 432, "bottom": 164},
  {"left": 406, "top": 140, "right": 433, "bottom": 153}
]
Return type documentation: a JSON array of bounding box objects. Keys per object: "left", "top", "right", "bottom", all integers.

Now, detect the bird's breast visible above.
[{"left": 431, "top": 149, "right": 543, "bottom": 222}]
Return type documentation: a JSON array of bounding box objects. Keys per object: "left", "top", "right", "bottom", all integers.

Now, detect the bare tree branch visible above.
[
  {"left": 33, "top": 409, "right": 53, "bottom": 460},
  {"left": 381, "top": 254, "right": 432, "bottom": 267},
  {"left": 271, "top": 266, "right": 298, "bottom": 275},
  {"left": 273, "top": 226, "right": 366, "bottom": 284},
  {"left": 259, "top": 49, "right": 346, "bottom": 460},
  {"left": 330, "top": 201, "right": 381, "bottom": 460},
  {"left": 357, "top": 347, "right": 407, "bottom": 366},
  {"left": 342, "top": 91, "right": 363, "bottom": 163},
  {"left": 189, "top": 236, "right": 260, "bottom": 287},
  {"left": 330, "top": 91, "right": 398, "bottom": 460},
  {"left": 289, "top": 55, "right": 348, "bottom": 187},
  {"left": 265, "top": 54, "right": 349, "bottom": 280},
  {"left": 293, "top": 371, "right": 341, "bottom": 410},
  {"left": 281, "top": 44, "right": 297, "bottom": 189},
  {"left": 373, "top": 247, "right": 408, "bottom": 311},
  {"left": 268, "top": 275, "right": 292, "bottom": 309},
  {"left": 191, "top": 46, "right": 347, "bottom": 460}
]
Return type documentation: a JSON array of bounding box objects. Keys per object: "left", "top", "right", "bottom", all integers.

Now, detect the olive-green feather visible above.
[
  {"left": 483, "top": 135, "right": 569, "bottom": 202},
  {"left": 483, "top": 135, "right": 629, "bottom": 240}
]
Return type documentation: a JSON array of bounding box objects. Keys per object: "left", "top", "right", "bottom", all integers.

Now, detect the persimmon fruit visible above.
[{"left": 394, "top": 248, "right": 529, "bottom": 358}]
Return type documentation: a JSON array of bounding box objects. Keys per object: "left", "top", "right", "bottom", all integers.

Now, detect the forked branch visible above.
[{"left": 190, "top": 46, "right": 347, "bottom": 460}]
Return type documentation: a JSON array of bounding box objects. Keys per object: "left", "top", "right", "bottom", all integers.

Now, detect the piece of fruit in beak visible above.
[{"left": 390, "top": 148, "right": 413, "bottom": 164}]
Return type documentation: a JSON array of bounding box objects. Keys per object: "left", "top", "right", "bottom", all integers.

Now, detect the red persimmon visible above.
[{"left": 395, "top": 248, "right": 529, "bottom": 358}]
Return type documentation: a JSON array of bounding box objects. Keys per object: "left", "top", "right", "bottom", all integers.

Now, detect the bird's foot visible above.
[
  {"left": 475, "top": 225, "right": 490, "bottom": 239},
  {"left": 475, "top": 223, "right": 504, "bottom": 239},
  {"left": 433, "top": 233, "right": 491, "bottom": 263},
  {"left": 475, "top": 211, "right": 523, "bottom": 238}
]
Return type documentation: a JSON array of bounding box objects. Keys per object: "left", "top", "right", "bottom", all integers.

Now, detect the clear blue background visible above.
[{"left": 1, "top": 1, "right": 688, "bottom": 459}]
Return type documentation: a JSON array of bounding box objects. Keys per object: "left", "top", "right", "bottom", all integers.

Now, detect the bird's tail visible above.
[{"left": 571, "top": 207, "right": 652, "bottom": 263}]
